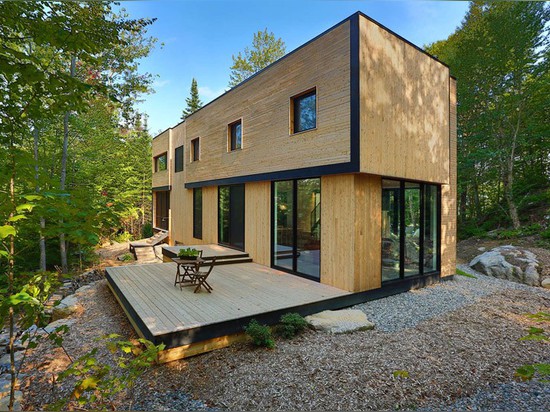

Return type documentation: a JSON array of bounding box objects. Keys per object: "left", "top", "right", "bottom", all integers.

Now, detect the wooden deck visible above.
[
  {"left": 106, "top": 262, "right": 351, "bottom": 356},
  {"left": 162, "top": 244, "right": 247, "bottom": 259}
]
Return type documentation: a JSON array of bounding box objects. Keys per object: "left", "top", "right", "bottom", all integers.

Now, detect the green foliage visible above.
[
  {"left": 276, "top": 312, "right": 308, "bottom": 339},
  {"left": 392, "top": 370, "right": 410, "bottom": 379},
  {"left": 142, "top": 222, "right": 153, "bottom": 239},
  {"left": 181, "top": 78, "right": 203, "bottom": 120},
  {"left": 541, "top": 229, "right": 550, "bottom": 240},
  {"left": 177, "top": 247, "right": 200, "bottom": 258},
  {"left": 228, "top": 29, "right": 286, "bottom": 87},
  {"left": 53, "top": 334, "right": 165, "bottom": 410},
  {"left": 119, "top": 253, "right": 134, "bottom": 262},
  {"left": 515, "top": 363, "right": 550, "bottom": 383},
  {"left": 113, "top": 231, "right": 133, "bottom": 244},
  {"left": 427, "top": 2, "right": 550, "bottom": 232},
  {"left": 526, "top": 312, "right": 550, "bottom": 322},
  {"left": 244, "top": 319, "right": 275, "bottom": 349},
  {"left": 520, "top": 327, "right": 549, "bottom": 342},
  {"left": 456, "top": 268, "right": 477, "bottom": 279}
]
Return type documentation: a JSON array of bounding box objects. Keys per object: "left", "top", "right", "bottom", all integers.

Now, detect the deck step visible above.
[
  {"left": 209, "top": 257, "right": 253, "bottom": 266},
  {"left": 135, "top": 246, "right": 158, "bottom": 262}
]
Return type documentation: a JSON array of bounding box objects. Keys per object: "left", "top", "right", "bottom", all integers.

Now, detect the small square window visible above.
[
  {"left": 191, "top": 138, "right": 200, "bottom": 162},
  {"left": 228, "top": 120, "right": 242, "bottom": 151},
  {"left": 174, "top": 145, "right": 184, "bottom": 173},
  {"left": 291, "top": 88, "right": 316, "bottom": 134},
  {"left": 154, "top": 153, "right": 167, "bottom": 172}
]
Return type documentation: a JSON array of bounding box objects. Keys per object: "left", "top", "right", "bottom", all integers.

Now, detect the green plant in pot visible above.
[{"left": 177, "top": 247, "right": 200, "bottom": 259}]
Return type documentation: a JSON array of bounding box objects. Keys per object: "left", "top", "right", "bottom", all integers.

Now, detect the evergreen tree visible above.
[
  {"left": 228, "top": 29, "right": 286, "bottom": 87},
  {"left": 181, "top": 78, "right": 203, "bottom": 120}
]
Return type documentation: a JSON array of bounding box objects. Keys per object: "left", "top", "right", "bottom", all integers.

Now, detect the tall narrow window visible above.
[
  {"left": 174, "top": 145, "right": 184, "bottom": 173},
  {"left": 228, "top": 120, "right": 242, "bottom": 151},
  {"left": 423, "top": 185, "right": 439, "bottom": 273},
  {"left": 191, "top": 138, "right": 200, "bottom": 162},
  {"left": 291, "top": 88, "right": 316, "bottom": 133},
  {"left": 382, "top": 180, "right": 401, "bottom": 282},
  {"left": 154, "top": 153, "right": 167, "bottom": 172},
  {"left": 193, "top": 188, "right": 202, "bottom": 239}
]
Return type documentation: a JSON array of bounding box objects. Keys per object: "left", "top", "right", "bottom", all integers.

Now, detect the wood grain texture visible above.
[
  {"left": 354, "top": 174, "right": 382, "bottom": 291},
  {"left": 441, "top": 78, "right": 457, "bottom": 277},
  {"left": 168, "top": 123, "right": 186, "bottom": 244},
  {"left": 359, "top": 15, "right": 450, "bottom": 183},
  {"left": 244, "top": 181, "right": 271, "bottom": 266},
  {"left": 184, "top": 22, "right": 351, "bottom": 184}
]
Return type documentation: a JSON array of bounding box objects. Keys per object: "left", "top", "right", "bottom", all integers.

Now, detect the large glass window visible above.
[
  {"left": 273, "top": 178, "right": 320, "bottom": 280},
  {"left": 193, "top": 188, "right": 202, "bottom": 239},
  {"left": 291, "top": 89, "right": 316, "bottom": 133},
  {"left": 382, "top": 180, "right": 401, "bottom": 282},
  {"left": 218, "top": 184, "right": 245, "bottom": 250},
  {"left": 381, "top": 180, "right": 440, "bottom": 282}
]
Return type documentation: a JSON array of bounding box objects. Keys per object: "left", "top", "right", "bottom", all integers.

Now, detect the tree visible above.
[
  {"left": 427, "top": 1, "right": 549, "bottom": 231},
  {"left": 181, "top": 78, "right": 203, "bottom": 120},
  {"left": 228, "top": 28, "right": 286, "bottom": 87}
]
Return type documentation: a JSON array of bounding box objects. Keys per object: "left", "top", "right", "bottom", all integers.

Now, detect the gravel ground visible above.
[{"left": 19, "top": 267, "right": 550, "bottom": 411}]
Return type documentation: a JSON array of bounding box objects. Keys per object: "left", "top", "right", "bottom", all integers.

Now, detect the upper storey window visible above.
[
  {"left": 154, "top": 153, "right": 167, "bottom": 172},
  {"left": 228, "top": 120, "right": 242, "bottom": 151},
  {"left": 291, "top": 88, "right": 316, "bottom": 134},
  {"left": 174, "top": 145, "right": 184, "bottom": 172},
  {"left": 191, "top": 138, "right": 200, "bottom": 162}
]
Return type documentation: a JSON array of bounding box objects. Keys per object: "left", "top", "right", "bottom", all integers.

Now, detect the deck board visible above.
[{"left": 106, "top": 261, "right": 350, "bottom": 341}]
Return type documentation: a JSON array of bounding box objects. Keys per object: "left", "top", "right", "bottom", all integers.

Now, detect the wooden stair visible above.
[{"left": 134, "top": 246, "right": 159, "bottom": 263}]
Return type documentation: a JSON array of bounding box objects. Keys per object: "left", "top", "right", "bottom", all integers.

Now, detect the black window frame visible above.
[
  {"left": 174, "top": 145, "right": 184, "bottom": 173},
  {"left": 193, "top": 187, "right": 202, "bottom": 239},
  {"left": 381, "top": 179, "right": 441, "bottom": 284},
  {"left": 191, "top": 138, "right": 200, "bottom": 162},
  {"left": 291, "top": 88, "right": 317, "bottom": 134},
  {"left": 154, "top": 152, "right": 167, "bottom": 172},
  {"left": 228, "top": 119, "right": 242, "bottom": 151}
]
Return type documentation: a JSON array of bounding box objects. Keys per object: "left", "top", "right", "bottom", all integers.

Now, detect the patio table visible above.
[{"left": 172, "top": 257, "right": 204, "bottom": 287}]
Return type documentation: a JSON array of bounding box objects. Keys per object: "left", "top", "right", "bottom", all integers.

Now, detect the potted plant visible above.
[{"left": 177, "top": 247, "right": 200, "bottom": 260}]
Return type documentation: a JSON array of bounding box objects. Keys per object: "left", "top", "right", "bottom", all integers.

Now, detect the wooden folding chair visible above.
[{"left": 191, "top": 256, "right": 217, "bottom": 293}]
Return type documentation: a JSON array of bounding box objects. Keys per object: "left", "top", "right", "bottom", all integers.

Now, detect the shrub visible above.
[
  {"left": 276, "top": 312, "right": 308, "bottom": 339},
  {"left": 244, "top": 319, "right": 275, "bottom": 348},
  {"left": 120, "top": 253, "right": 134, "bottom": 262},
  {"left": 142, "top": 222, "right": 153, "bottom": 239},
  {"left": 541, "top": 229, "right": 550, "bottom": 240},
  {"left": 113, "top": 231, "right": 132, "bottom": 243}
]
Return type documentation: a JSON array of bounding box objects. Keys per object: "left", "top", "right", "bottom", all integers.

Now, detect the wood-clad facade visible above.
[{"left": 151, "top": 12, "right": 456, "bottom": 293}]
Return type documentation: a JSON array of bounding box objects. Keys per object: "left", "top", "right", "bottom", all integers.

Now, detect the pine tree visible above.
[
  {"left": 228, "top": 29, "right": 286, "bottom": 88},
  {"left": 181, "top": 78, "right": 203, "bottom": 120}
]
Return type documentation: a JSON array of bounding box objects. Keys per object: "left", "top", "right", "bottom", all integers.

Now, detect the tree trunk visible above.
[
  {"left": 33, "top": 127, "right": 47, "bottom": 271},
  {"left": 503, "top": 116, "right": 521, "bottom": 230},
  {"left": 8, "top": 142, "right": 16, "bottom": 411},
  {"left": 59, "top": 55, "right": 76, "bottom": 274}
]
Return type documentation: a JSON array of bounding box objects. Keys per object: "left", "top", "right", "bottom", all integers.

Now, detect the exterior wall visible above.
[
  {"left": 321, "top": 173, "right": 381, "bottom": 292},
  {"left": 152, "top": 129, "right": 171, "bottom": 189},
  {"left": 169, "top": 123, "right": 186, "bottom": 244},
  {"left": 244, "top": 182, "right": 271, "bottom": 266},
  {"left": 441, "top": 78, "right": 457, "bottom": 276},
  {"left": 184, "top": 21, "right": 351, "bottom": 184},
  {"left": 358, "top": 15, "right": 450, "bottom": 184}
]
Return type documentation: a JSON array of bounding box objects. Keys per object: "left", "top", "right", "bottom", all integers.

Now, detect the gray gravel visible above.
[
  {"left": 354, "top": 264, "right": 549, "bottom": 333},
  {"left": 416, "top": 380, "right": 550, "bottom": 411}
]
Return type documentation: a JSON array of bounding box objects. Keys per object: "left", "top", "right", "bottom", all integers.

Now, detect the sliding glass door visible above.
[
  {"left": 382, "top": 179, "right": 440, "bottom": 283},
  {"left": 273, "top": 178, "right": 320, "bottom": 280}
]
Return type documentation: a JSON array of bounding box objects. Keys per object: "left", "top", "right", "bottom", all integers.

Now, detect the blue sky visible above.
[{"left": 121, "top": 1, "right": 469, "bottom": 135}]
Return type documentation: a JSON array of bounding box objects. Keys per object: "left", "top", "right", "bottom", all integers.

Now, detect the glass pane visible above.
[
  {"left": 193, "top": 188, "right": 202, "bottom": 239},
  {"left": 404, "top": 182, "right": 420, "bottom": 277},
  {"left": 274, "top": 181, "right": 294, "bottom": 271},
  {"left": 157, "top": 154, "right": 167, "bottom": 171},
  {"left": 175, "top": 146, "right": 183, "bottom": 172},
  {"left": 218, "top": 186, "right": 230, "bottom": 244},
  {"left": 229, "top": 184, "right": 245, "bottom": 249},
  {"left": 423, "top": 185, "right": 438, "bottom": 273},
  {"left": 231, "top": 122, "right": 242, "bottom": 150},
  {"left": 296, "top": 178, "right": 321, "bottom": 279},
  {"left": 382, "top": 180, "right": 401, "bottom": 281},
  {"left": 295, "top": 92, "right": 316, "bottom": 132}
]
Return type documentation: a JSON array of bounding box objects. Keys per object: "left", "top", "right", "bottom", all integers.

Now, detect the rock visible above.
[
  {"left": 42, "top": 318, "right": 75, "bottom": 334},
  {"left": 74, "top": 284, "right": 93, "bottom": 295},
  {"left": 0, "top": 352, "right": 24, "bottom": 371},
  {"left": 0, "top": 334, "right": 9, "bottom": 347},
  {"left": 542, "top": 278, "right": 550, "bottom": 289},
  {"left": 477, "top": 247, "right": 486, "bottom": 252},
  {"left": 0, "top": 390, "right": 23, "bottom": 411},
  {"left": 305, "top": 309, "right": 375, "bottom": 334},
  {"left": 51, "top": 294, "right": 81, "bottom": 321},
  {"left": 469, "top": 245, "right": 540, "bottom": 286}
]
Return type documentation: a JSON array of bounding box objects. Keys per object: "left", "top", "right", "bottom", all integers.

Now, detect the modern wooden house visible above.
[{"left": 151, "top": 11, "right": 456, "bottom": 295}]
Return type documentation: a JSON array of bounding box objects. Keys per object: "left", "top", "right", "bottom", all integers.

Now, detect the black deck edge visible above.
[
  {"left": 153, "top": 271, "right": 447, "bottom": 349},
  {"left": 105, "top": 269, "right": 158, "bottom": 345}
]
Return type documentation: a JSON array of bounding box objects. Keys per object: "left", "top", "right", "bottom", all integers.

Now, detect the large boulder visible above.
[
  {"left": 469, "top": 245, "right": 540, "bottom": 286},
  {"left": 305, "top": 309, "right": 374, "bottom": 334},
  {"left": 51, "top": 294, "right": 82, "bottom": 321}
]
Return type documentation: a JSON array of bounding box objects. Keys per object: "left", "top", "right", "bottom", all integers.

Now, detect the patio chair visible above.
[{"left": 190, "top": 256, "right": 217, "bottom": 293}]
